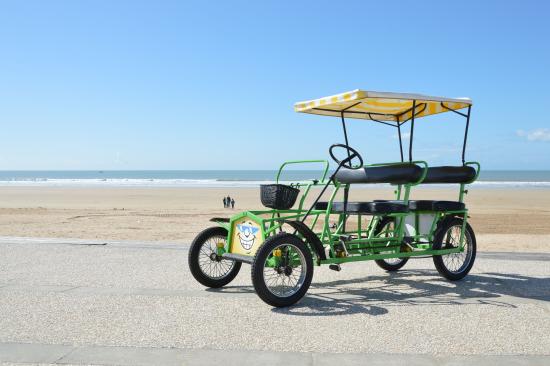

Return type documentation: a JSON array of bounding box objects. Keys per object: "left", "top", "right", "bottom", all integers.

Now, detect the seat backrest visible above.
[
  {"left": 422, "top": 166, "right": 476, "bottom": 184},
  {"left": 335, "top": 163, "right": 423, "bottom": 185}
]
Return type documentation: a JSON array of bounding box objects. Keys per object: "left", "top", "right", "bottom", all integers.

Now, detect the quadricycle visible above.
[{"left": 189, "top": 89, "right": 480, "bottom": 307}]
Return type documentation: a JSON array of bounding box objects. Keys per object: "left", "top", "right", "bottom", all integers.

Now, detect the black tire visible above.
[
  {"left": 374, "top": 217, "right": 409, "bottom": 271},
  {"left": 251, "top": 233, "right": 314, "bottom": 307},
  {"left": 432, "top": 217, "right": 476, "bottom": 281},
  {"left": 188, "top": 226, "right": 241, "bottom": 288}
]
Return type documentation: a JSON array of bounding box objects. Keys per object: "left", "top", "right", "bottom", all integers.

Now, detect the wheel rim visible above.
[
  {"left": 377, "top": 220, "right": 404, "bottom": 265},
  {"left": 441, "top": 225, "right": 473, "bottom": 273},
  {"left": 263, "top": 244, "right": 307, "bottom": 298},
  {"left": 197, "top": 235, "right": 236, "bottom": 279}
]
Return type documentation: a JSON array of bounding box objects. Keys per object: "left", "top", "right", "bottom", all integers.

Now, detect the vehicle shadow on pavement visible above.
[{"left": 271, "top": 270, "right": 549, "bottom": 316}]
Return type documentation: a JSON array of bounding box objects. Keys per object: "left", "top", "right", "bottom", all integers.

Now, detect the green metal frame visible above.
[{"left": 213, "top": 159, "right": 481, "bottom": 268}]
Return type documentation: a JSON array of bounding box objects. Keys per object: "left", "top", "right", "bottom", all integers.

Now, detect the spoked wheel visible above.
[
  {"left": 374, "top": 217, "right": 409, "bottom": 271},
  {"left": 432, "top": 217, "right": 476, "bottom": 281},
  {"left": 251, "top": 233, "right": 313, "bottom": 307},
  {"left": 188, "top": 227, "right": 241, "bottom": 288}
]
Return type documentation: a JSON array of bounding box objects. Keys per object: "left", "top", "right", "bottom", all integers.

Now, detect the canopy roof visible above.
[{"left": 294, "top": 89, "right": 472, "bottom": 122}]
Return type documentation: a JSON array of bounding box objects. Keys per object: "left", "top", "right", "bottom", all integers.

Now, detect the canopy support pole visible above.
[
  {"left": 462, "top": 106, "right": 471, "bottom": 164},
  {"left": 409, "top": 100, "right": 416, "bottom": 162},
  {"left": 397, "top": 119, "right": 404, "bottom": 162},
  {"left": 340, "top": 111, "right": 350, "bottom": 234},
  {"left": 340, "top": 112, "right": 350, "bottom": 152},
  {"left": 440, "top": 102, "right": 471, "bottom": 165}
]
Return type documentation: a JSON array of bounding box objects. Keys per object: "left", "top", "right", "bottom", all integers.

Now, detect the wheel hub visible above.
[{"left": 275, "top": 265, "right": 293, "bottom": 276}]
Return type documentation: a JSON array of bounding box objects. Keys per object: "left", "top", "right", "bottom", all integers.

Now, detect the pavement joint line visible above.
[
  {"left": 58, "top": 285, "right": 82, "bottom": 293},
  {"left": 0, "top": 342, "right": 548, "bottom": 365},
  {"left": 2, "top": 236, "right": 550, "bottom": 261},
  {"left": 53, "top": 346, "right": 80, "bottom": 364},
  {"left": 0, "top": 283, "right": 258, "bottom": 299},
  {"left": 0, "top": 236, "right": 188, "bottom": 250}
]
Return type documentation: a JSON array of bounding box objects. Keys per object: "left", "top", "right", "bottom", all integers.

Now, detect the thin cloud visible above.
[{"left": 516, "top": 128, "right": 550, "bottom": 142}]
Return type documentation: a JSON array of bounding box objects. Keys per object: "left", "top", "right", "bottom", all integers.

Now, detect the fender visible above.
[
  {"left": 280, "top": 220, "right": 326, "bottom": 261},
  {"left": 434, "top": 213, "right": 466, "bottom": 237},
  {"left": 209, "top": 217, "right": 230, "bottom": 231}
]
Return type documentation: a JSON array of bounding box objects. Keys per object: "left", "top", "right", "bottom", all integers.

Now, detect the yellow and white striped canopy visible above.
[{"left": 294, "top": 89, "right": 472, "bottom": 122}]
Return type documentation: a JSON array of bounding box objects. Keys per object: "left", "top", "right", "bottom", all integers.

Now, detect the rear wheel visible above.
[
  {"left": 251, "top": 233, "right": 313, "bottom": 307},
  {"left": 374, "top": 217, "right": 409, "bottom": 271},
  {"left": 432, "top": 217, "right": 476, "bottom": 281},
  {"left": 188, "top": 226, "right": 241, "bottom": 288}
]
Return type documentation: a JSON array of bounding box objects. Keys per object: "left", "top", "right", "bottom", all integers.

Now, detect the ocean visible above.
[{"left": 0, "top": 170, "right": 549, "bottom": 188}]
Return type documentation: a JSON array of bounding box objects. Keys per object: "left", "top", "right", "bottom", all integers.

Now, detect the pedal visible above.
[
  {"left": 400, "top": 243, "right": 414, "bottom": 252},
  {"left": 329, "top": 264, "right": 341, "bottom": 272},
  {"left": 338, "top": 234, "right": 353, "bottom": 242},
  {"left": 401, "top": 236, "right": 414, "bottom": 252},
  {"left": 335, "top": 237, "right": 350, "bottom": 257}
]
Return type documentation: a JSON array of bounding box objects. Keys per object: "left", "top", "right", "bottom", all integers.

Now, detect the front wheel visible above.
[
  {"left": 432, "top": 217, "right": 476, "bottom": 281},
  {"left": 251, "top": 233, "right": 313, "bottom": 307},
  {"left": 188, "top": 226, "right": 241, "bottom": 288}
]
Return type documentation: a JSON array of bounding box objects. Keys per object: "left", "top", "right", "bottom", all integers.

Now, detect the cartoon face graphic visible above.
[{"left": 236, "top": 221, "right": 259, "bottom": 250}]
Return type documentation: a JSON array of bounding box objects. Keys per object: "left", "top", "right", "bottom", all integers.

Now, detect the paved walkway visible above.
[
  {"left": 0, "top": 236, "right": 549, "bottom": 365},
  {"left": 0, "top": 342, "right": 548, "bottom": 365}
]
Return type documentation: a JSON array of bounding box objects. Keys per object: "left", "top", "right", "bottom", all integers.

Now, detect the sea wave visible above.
[
  {"left": 0, "top": 178, "right": 550, "bottom": 188},
  {"left": 0, "top": 178, "right": 271, "bottom": 187}
]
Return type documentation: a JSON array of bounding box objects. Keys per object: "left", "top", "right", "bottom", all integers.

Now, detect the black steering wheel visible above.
[{"left": 329, "top": 144, "right": 364, "bottom": 170}]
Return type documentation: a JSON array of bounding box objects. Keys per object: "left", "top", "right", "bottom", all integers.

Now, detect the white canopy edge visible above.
[{"left": 295, "top": 89, "right": 472, "bottom": 107}]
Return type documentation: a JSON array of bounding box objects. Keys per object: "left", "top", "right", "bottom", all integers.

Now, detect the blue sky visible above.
[{"left": 0, "top": 0, "right": 549, "bottom": 170}]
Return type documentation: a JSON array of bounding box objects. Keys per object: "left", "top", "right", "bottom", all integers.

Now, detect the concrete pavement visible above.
[{"left": 0, "top": 236, "right": 549, "bottom": 365}]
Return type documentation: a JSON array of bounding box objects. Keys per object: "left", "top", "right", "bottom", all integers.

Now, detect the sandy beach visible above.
[{"left": 0, "top": 186, "right": 549, "bottom": 252}]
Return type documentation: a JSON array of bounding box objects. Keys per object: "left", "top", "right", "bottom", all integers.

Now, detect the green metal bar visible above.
[
  {"left": 395, "top": 184, "right": 402, "bottom": 200},
  {"left": 367, "top": 216, "right": 381, "bottom": 239},
  {"left": 275, "top": 160, "right": 329, "bottom": 184},
  {"left": 459, "top": 183, "right": 466, "bottom": 202},
  {"left": 297, "top": 184, "right": 312, "bottom": 211},
  {"left": 428, "top": 213, "right": 442, "bottom": 242},
  {"left": 323, "top": 183, "right": 341, "bottom": 254},
  {"left": 310, "top": 211, "right": 321, "bottom": 232},
  {"left": 464, "top": 161, "right": 481, "bottom": 183},
  {"left": 321, "top": 247, "right": 462, "bottom": 264},
  {"left": 459, "top": 213, "right": 468, "bottom": 249}
]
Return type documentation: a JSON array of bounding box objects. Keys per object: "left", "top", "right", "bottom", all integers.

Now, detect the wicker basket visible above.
[{"left": 260, "top": 184, "right": 300, "bottom": 210}]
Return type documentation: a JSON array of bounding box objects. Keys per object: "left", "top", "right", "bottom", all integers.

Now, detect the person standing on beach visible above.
[
  {"left": 223, "top": 197, "right": 227, "bottom": 208},
  {"left": 226, "top": 195, "right": 231, "bottom": 209},
  {"left": 230, "top": 198, "right": 235, "bottom": 209}
]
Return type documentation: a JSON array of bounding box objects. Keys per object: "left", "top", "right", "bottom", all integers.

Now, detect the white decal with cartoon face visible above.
[{"left": 236, "top": 221, "right": 259, "bottom": 250}]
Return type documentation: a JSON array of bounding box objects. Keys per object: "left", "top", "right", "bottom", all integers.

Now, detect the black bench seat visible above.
[
  {"left": 410, "top": 200, "right": 465, "bottom": 211},
  {"left": 315, "top": 200, "right": 465, "bottom": 213},
  {"left": 374, "top": 200, "right": 465, "bottom": 211},
  {"left": 423, "top": 166, "right": 477, "bottom": 184},
  {"left": 335, "top": 163, "right": 423, "bottom": 185},
  {"left": 335, "top": 165, "right": 477, "bottom": 185},
  {"left": 314, "top": 201, "right": 409, "bottom": 214}
]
